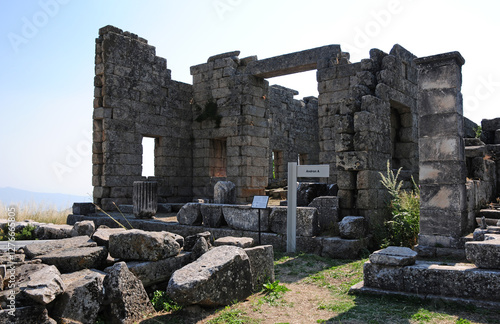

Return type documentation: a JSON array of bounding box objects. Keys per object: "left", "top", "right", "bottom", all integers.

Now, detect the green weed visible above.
[
  {"left": 150, "top": 290, "right": 182, "bottom": 313},
  {"left": 379, "top": 161, "right": 420, "bottom": 248},
  {"left": 207, "top": 306, "right": 257, "bottom": 324}
]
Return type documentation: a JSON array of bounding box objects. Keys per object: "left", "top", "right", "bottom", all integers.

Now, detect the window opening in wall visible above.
[
  {"left": 390, "top": 107, "right": 402, "bottom": 170},
  {"left": 270, "top": 70, "right": 319, "bottom": 98},
  {"left": 142, "top": 136, "right": 156, "bottom": 177},
  {"left": 210, "top": 138, "right": 227, "bottom": 177},
  {"left": 272, "top": 150, "right": 283, "bottom": 179},
  {"left": 298, "top": 153, "right": 308, "bottom": 165}
]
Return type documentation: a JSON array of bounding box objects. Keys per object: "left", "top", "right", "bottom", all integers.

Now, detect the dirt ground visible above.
[{"left": 140, "top": 253, "right": 500, "bottom": 324}]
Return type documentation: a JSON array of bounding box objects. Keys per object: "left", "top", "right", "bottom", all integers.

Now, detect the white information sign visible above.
[
  {"left": 252, "top": 196, "right": 269, "bottom": 209},
  {"left": 297, "top": 165, "right": 330, "bottom": 178}
]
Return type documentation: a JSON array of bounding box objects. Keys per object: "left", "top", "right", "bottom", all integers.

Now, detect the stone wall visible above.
[
  {"left": 190, "top": 52, "right": 269, "bottom": 201},
  {"left": 268, "top": 85, "right": 319, "bottom": 186},
  {"left": 317, "top": 44, "right": 419, "bottom": 228},
  {"left": 93, "top": 26, "right": 193, "bottom": 209}
]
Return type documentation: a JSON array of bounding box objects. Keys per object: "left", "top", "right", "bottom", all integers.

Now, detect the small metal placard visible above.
[
  {"left": 252, "top": 196, "right": 269, "bottom": 209},
  {"left": 297, "top": 164, "right": 330, "bottom": 178}
]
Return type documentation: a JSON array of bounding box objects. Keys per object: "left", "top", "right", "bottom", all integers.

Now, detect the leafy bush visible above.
[
  {"left": 0, "top": 224, "right": 37, "bottom": 241},
  {"left": 150, "top": 290, "right": 182, "bottom": 313},
  {"left": 379, "top": 161, "right": 420, "bottom": 248}
]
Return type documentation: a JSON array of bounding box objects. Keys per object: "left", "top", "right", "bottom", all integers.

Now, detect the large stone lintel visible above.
[
  {"left": 246, "top": 45, "right": 341, "bottom": 78},
  {"left": 414, "top": 51, "right": 465, "bottom": 67}
]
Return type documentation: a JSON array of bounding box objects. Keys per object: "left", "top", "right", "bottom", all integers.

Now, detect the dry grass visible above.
[{"left": 0, "top": 201, "right": 69, "bottom": 224}]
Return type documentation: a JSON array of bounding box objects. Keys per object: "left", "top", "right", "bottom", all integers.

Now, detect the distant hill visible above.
[{"left": 0, "top": 187, "right": 89, "bottom": 210}]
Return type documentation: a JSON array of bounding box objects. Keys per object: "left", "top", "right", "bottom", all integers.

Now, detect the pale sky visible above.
[{"left": 1, "top": 0, "right": 499, "bottom": 197}]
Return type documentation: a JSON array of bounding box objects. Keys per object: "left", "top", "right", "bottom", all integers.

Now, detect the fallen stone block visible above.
[
  {"left": 1, "top": 305, "right": 56, "bottom": 324},
  {"left": 369, "top": 246, "right": 417, "bottom": 266},
  {"left": 70, "top": 220, "right": 96, "bottom": 237},
  {"left": 177, "top": 203, "right": 202, "bottom": 225},
  {"left": 51, "top": 269, "right": 106, "bottom": 324},
  {"left": 184, "top": 231, "right": 212, "bottom": 252},
  {"left": 109, "top": 229, "right": 180, "bottom": 261},
  {"left": 37, "top": 246, "right": 108, "bottom": 273},
  {"left": 192, "top": 237, "right": 210, "bottom": 259},
  {"left": 92, "top": 226, "right": 127, "bottom": 248},
  {"left": 19, "top": 264, "right": 66, "bottom": 305},
  {"left": 214, "top": 236, "right": 254, "bottom": 248},
  {"left": 466, "top": 238, "right": 500, "bottom": 269},
  {"left": 222, "top": 205, "right": 270, "bottom": 232},
  {"left": 24, "top": 236, "right": 96, "bottom": 259},
  {"left": 34, "top": 224, "right": 73, "bottom": 240},
  {"left": 308, "top": 196, "right": 340, "bottom": 233},
  {"left": 127, "top": 252, "right": 194, "bottom": 287},
  {"left": 167, "top": 246, "right": 252, "bottom": 306},
  {"left": 339, "top": 216, "right": 366, "bottom": 239},
  {"left": 103, "top": 261, "right": 155, "bottom": 323},
  {"left": 214, "top": 181, "right": 236, "bottom": 204},
  {"left": 244, "top": 245, "right": 275, "bottom": 291},
  {"left": 269, "top": 207, "right": 319, "bottom": 236},
  {"left": 201, "top": 204, "right": 225, "bottom": 228},
  {"left": 321, "top": 237, "right": 365, "bottom": 259}
]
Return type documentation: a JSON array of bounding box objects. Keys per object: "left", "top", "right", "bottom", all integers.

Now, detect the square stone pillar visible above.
[{"left": 414, "top": 52, "right": 467, "bottom": 254}]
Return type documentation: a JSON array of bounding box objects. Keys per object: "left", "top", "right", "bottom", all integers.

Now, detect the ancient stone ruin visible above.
[
  {"left": 91, "top": 25, "right": 499, "bottom": 254},
  {"left": 0, "top": 219, "right": 274, "bottom": 323},
  {"left": 3, "top": 24, "right": 500, "bottom": 323}
]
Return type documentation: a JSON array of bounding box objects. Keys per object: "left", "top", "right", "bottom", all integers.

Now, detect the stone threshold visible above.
[{"left": 350, "top": 281, "right": 500, "bottom": 309}]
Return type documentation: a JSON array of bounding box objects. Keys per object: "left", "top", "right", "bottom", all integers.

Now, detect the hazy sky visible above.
[{"left": 1, "top": 0, "right": 499, "bottom": 197}]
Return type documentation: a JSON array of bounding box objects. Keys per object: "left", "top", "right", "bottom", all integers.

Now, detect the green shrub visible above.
[
  {"left": 379, "top": 161, "right": 420, "bottom": 248},
  {"left": 150, "top": 290, "right": 182, "bottom": 313}
]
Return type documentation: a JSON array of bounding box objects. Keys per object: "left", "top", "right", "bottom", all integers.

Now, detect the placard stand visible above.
[{"left": 252, "top": 195, "right": 269, "bottom": 245}]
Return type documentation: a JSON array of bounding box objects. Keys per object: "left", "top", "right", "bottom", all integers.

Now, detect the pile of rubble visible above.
[{"left": 0, "top": 220, "right": 274, "bottom": 323}]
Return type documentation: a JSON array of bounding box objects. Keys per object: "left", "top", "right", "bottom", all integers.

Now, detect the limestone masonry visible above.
[{"left": 92, "top": 25, "right": 500, "bottom": 254}]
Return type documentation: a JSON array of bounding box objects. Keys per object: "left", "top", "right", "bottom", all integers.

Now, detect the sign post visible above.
[{"left": 287, "top": 163, "right": 329, "bottom": 253}]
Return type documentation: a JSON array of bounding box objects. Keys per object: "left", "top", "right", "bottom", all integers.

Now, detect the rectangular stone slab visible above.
[{"left": 246, "top": 45, "right": 341, "bottom": 78}]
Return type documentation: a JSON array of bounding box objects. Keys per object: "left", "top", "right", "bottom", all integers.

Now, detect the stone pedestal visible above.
[
  {"left": 133, "top": 181, "right": 157, "bottom": 219},
  {"left": 414, "top": 52, "right": 466, "bottom": 255}
]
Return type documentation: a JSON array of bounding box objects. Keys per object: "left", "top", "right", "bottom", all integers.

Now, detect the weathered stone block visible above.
[
  {"left": 19, "top": 264, "right": 66, "bottom": 305},
  {"left": 70, "top": 220, "right": 96, "bottom": 237},
  {"left": 268, "top": 207, "right": 319, "bottom": 237},
  {"left": 201, "top": 204, "right": 225, "bottom": 228},
  {"left": 369, "top": 246, "right": 417, "bottom": 266},
  {"left": 127, "top": 252, "right": 194, "bottom": 287},
  {"left": 214, "top": 236, "right": 254, "bottom": 248},
  {"left": 51, "top": 269, "right": 106, "bottom": 324},
  {"left": 34, "top": 224, "right": 73, "bottom": 240},
  {"left": 72, "top": 202, "right": 96, "bottom": 215},
  {"left": 38, "top": 246, "right": 108, "bottom": 273},
  {"left": 321, "top": 237, "right": 364, "bottom": 259},
  {"left": 308, "top": 196, "right": 339, "bottom": 232},
  {"left": 363, "top": 261, "right": 404, "bottom": 291},
  {"left": 167, "top": 246, "right": 253, "bottom": 306},
  {"left": 339, "top": 216, "right": 366, "bottom": 239},
  {"left": 103, "top": 261, "right": 155, "bottom": 323},
  {"left": 466, "top": 239, "right": 500, "bottom": 269},
  {"left": 92, "top": 226, "right": 127, "bottom": 248},
  {"left": 244, "top": 245, "right": 275, "bottom": 291},
  {"left": 24, "top": 235, "right": 97, "bottom": 259},
  {"left": 214, "top": 181, "right": 236, "bottom": 204},
  {"left": 177, "top": 203, "right": 202, "bottom": 225},
  {"left": 222, "top": 206, "right": 269, "bottom": 232},
  {"left": 109, "top": 229, "right": 180, "bottom": 261}
]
